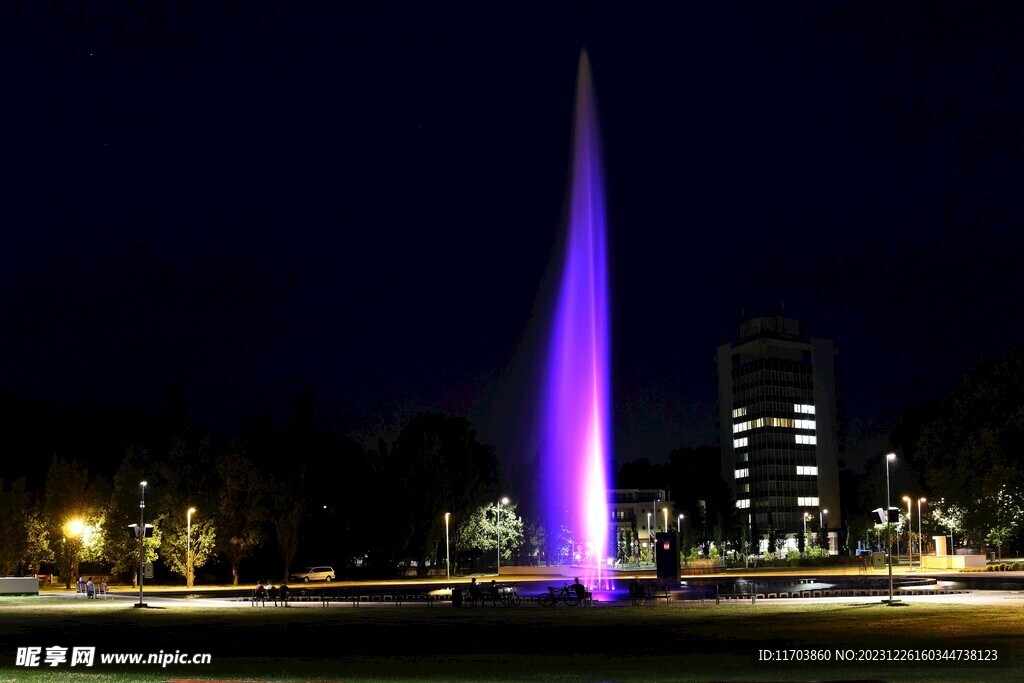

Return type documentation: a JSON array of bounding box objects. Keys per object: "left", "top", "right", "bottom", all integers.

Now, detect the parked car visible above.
[{"left": 288, "top": 566, "right": 335, "bottom": 582}]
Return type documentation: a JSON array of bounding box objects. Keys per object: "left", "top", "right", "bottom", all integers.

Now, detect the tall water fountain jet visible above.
[{"left": 541, "top": 50, "right": 611, "bottom": 582}]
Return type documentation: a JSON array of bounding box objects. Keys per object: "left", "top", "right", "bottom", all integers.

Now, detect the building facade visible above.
[
  {"left": 715, "top": 316, "right": 841, "bottom": 544},
  {"left": 608, "top": 488, "right": 675, "bottom": 559}
]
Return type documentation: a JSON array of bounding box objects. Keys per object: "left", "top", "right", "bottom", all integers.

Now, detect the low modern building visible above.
[
  {"left": 608, "top": 488, "right": 676, "bottom": 559},
  {"left": 715, "top": 315, "right": 842, "bottom": 551}
]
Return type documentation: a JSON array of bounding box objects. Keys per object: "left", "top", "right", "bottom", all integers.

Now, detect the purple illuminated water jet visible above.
[{"left": 540, "top": 51, "right": 611, "bottom": 582}]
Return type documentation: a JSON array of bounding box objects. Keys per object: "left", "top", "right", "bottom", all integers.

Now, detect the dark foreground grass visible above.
[{"left": 1, "top": 596, "right": 1022, "bottom": 682}]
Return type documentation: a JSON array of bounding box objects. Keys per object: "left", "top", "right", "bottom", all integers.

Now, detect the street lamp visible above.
[
  {"left": 884, "top": 453, "right": 896, "bottom": 604},
  {"left": 646, "top": 512, "right": 652, "bottom": 563},
  {"left": 820, "top": 509, "right": 828, "bottom": 552},
  {"left": 496, "top": 497, "right": 508, "bottom": 573},
  {"left": 444, "top": 512, "right": 451, "bottom": 581},
  {"left": 677, "top": 514, "right": 683, "bottom": 533},
  {"left": 137, "top": 480, "right": 147, "bottom": 608},
  {"left": 918, "top": 498, "right": 926, "bottom": 569},
  {"left": 902, "top": 496, "right": 912, "bottom": 570},
  {"left": 187, "top": 507, "right": 196, "bottom": 588},
  {"left": 662, "top": 507, "right": 668, "bottom": 535},
  {"left": 63, "top": 518, "right": 84, "bottom": 589}
]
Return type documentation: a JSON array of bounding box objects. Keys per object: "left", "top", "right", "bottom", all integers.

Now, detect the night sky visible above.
[{"left": 3, "top": 2, "right": 1021, "bottom": 470}]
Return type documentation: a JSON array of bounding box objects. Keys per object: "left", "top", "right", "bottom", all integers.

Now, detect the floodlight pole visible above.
[
  {"left": 884, "top": 454, "right": 895, "bottom": 603},
  {"left": 496, "top": 497, "right": 508, "bottom": 573},
  {"left": 444, "top": 512, "right": 451, "bottom": 581},
  {"left": 917, "top": 498, "right": 926, "bottom": 569},
  {"left": 904, "top": 497, "right": 912, "bottom": 571},
  {"left": 137, "top": 480, "right": 147, "bottom": 608}
]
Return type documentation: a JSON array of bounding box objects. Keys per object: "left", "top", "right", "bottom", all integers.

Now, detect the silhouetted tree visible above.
[
  {"left": 215, "top": 450, "right": 267, "bottom": 585},
  {"left": 0, "top": 478, "right": 30, "bottom": 576}
]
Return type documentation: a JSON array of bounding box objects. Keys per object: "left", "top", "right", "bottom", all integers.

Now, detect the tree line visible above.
[{"left": 0, "top": 404, "right": 534, "bottom": 585}]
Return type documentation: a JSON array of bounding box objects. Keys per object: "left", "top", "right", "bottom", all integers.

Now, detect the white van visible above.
[{"left": 288, "top": 566, "right": 335, "bottom": 582}]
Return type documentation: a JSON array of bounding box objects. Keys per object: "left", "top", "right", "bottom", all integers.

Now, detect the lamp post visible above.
[
  {"left": 63, "top": 519, "right": 84, "bottom": 589},
  {"left": 444, "top": 512, "right": 451, "bottom": 581},
  {"left": 662, "top": 507, "right": 668, "bottom": 535},
  {"left": 917, "top": 498, "right": 926, "bottom": 568},
  {"left": 802, "top": 512, "right": 810, "bottom": 552},
  {"left": 902, "top": 496, "right": 912, "bottom": 571},
  {"left": 646, "top": 512, "right": 652, "bottom": 564},
  {"left": 677, "top": 514, "right": 683, "bottom": 533},
  {"left": 496, "top": 497, "right": 508, "bottom": 573},
  {"left": 137, "top": 480, "right": 147, "bottom": 608},
  {"left": 187, "top": 507, "right": 196, "bottom": 588},
  {"left": 884, "top": 453, "right": 896, "bottom": 603},
  {"left": 819, "top": 509, "right": 828, "bottom": 552}
]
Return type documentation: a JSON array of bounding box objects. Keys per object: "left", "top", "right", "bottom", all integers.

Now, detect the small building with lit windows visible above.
[
  {"left": 607, "top": 489, "right": 674, "bottom": 559},
  {"left": 715, "top": 315, "right": 841, "bottom": 550}
]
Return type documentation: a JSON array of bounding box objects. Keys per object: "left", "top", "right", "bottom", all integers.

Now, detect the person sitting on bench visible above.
[
  {"left": 467, "top": 578, "right": 483, "bottom": 604},
  {"left": 572, "top": 577, "right": 589, "bottom": 604}
]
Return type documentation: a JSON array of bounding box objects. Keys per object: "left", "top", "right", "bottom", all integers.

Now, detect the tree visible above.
[
  {"left": 387, "top": 413, "right": 498, "bottom": 569},
  {"left": 272, "top": 481, "right": 304, "bottom": 582},
  {"left": 162, "top": 517, "right": 216, "bottom": 587},
  {"left": 458, "top": 502, "right": 524, "bottom": 564},
  {"left": 105, "top": 448, "right": 162, "bottom": 585},
  {"left": 0, "top": 479, "right": 30, "bottom": 576},
  {"left": 766, "top": 511, "right": 780, "bottom": 557},
  {"left": 909, "top": 350, "right": 1024, "bottom": 549},
  {"left": 22, "top": 512, "right": 52, "bottom": 576},
  {"left": 43, "top": 457, "right": 105, "bottom": 588},
  {"left": 215, "top": 450, "right": 267, "bottom": 585}
]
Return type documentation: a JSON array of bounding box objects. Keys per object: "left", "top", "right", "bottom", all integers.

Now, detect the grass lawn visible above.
[{"left": 1, "top": 596, "right": 1022, "bottom": 681}]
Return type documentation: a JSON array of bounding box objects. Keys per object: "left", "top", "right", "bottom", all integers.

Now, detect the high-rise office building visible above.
[{"left": 715, "top": 316, "right": 841, "bottom": 544}]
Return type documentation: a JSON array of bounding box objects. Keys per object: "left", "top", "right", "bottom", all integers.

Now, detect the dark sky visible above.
[{"left": 2, "top": 2, "right": 1021, "bottom": 467}]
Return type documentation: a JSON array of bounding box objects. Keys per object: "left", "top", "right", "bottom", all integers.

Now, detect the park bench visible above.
[{"left": 638, "top": 583, "right": 672, "bottom": 605}]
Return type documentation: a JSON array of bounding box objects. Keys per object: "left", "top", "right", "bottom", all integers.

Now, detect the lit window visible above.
[
  {"left": 733, "top": 437, "right": 748, "bottom": 449},
  {"left": 736, "top": 499, "right": 750, "bottom": 509},
  {"left": 732, "top": 407, "right": 747, "bottom": 418},
  {"left": 795, "top": 466, "right": 818, "bottom": 476},
  {"left": 797, "top": 496, "right": 820, "bottom": 506},
  {"left": 795, "top": 434, "right": 817, "bottom": 445},
  {"left": 794, "top": 404, "right": 815, "bottom": 414},
  {"left": 734, "top": 468, "right": 749, "bottom": 479}
]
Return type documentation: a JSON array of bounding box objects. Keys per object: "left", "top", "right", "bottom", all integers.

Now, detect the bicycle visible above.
[{"left": 538, "top": 584, "right": 582, "bottom": 607}]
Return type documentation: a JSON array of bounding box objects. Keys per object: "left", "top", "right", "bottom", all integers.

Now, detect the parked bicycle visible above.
[{"left": 538, "top": 584, "right": 582, "bottom": 607}]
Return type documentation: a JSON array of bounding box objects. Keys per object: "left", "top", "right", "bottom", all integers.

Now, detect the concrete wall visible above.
[
  {"left": 0, "top": 577, "right": 39, "bottom": 595},
  {"left": 921, "top": 555, "right": 986, "bottom": 569}
]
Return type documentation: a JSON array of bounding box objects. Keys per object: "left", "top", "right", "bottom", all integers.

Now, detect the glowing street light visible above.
[
  {"left": 496, "top": 497, "right": 509, "bottom": 573},
  {"left": 646, "top": 512, "right": 652, "bottom": 563},
  {"left": 63, "top": 518, "right": 85, "bottom": 589},
  {"left": 677, "top": 514, "right": 684, "bottom": 534},
  {"left": 187, "top": 507, "right": 197, "bottom": 588},
  {"left": 137, "top": 480, "right": 147, "bottom": 608},
  {"left": 884, "top": 453, "right": 896, "bottom": 604},
  {"left": 902, "top": 496, "right": 912, "bottom": 571},
  {"left": 918, "top": 498, "right": 927, "bottom": 568},
  {"left": 444, "top": 512, "right": 451, "bottom": 581},
  {"left": 662, "top": 507, "right": 668, "bottom": 535}
]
